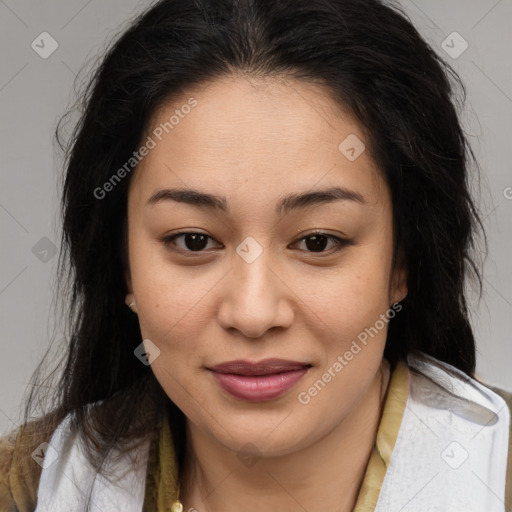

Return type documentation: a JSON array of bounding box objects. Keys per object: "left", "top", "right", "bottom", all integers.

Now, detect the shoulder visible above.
[
  {"left": 0, "top": 428, "right": 18, "bottom": 511},
  {"left": 481, "top": 383, "right": 512, "bottom": 509},
  {"left": 34, "top": 406, "right": 152, "bottom": 511},
  {"left": 406, "top": 351, "right": 511, "bottom": 411},
  {"left": 1, "top": 391, "right": 158, "bottom": 512},
  {"left": 0, "top": 412, "right": 63, "bottom": 512},
  {"left": 405, "top": 351, "right": 512, "bottom": 432},
  {"left": 485, "top": 383, "right": 512, "bottom": 409},
  {"left": 405, "top": 352, "right": 512, "bottom": 510}
]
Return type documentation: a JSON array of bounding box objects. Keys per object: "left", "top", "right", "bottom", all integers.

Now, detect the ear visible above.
[
  {"left": 124, "top": 265, "right": 138, "bottom": 314},
  {"left": 390, "top": 249, "right": 408, "bottom": 305},
  {"left": 125, "top": 292, "right": 137, "bottom": 313}
]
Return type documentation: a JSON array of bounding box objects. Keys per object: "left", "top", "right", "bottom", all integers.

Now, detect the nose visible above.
[{"left": 217, "top": 249, "right": 295, "bottom": 339}]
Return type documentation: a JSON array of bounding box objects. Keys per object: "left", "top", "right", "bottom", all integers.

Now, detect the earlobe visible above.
[
  {"left": 391, "top": 276, "right": 408, "bottom": 306},
  {"left": 391, "top": 291, "right": 407, "bottom": 306},
  {"left": 390, "top": 258, "right": 408, "bottom": 306},
  {"left": 125, "top": 293, "right": 137, "bottom": 313}
]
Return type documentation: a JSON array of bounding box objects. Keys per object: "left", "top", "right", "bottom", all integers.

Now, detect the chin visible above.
[{"left": 205, "top": 415, "right": 318, "bottom": 458}]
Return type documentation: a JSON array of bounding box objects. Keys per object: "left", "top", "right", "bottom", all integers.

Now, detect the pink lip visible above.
[{"left": 208, "top": 359, "right": 311, "bottom": 402}]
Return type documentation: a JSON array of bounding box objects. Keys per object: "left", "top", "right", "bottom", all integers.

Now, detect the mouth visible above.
[
  {"left": 207, "top": 359, "right": 312, "bottom": 401},
  {"left": 207, "top": 358, "right": 312, "bottom": 376}
]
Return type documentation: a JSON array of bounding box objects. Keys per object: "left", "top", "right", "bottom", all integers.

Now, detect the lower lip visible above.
[{"left": 210, "top": 368, "right": 310, "bottom": 402}]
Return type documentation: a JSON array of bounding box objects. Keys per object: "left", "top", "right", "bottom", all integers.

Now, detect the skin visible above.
[{"left": 125, "top": 74, "right": 407, "bottom": 512}]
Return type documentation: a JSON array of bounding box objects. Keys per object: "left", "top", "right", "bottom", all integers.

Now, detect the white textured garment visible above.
[
  {"left": 34, "top": 352, "right": 510, "bottom": 511},
  {"left": 33, "top": 410, "right": 151, "bottom": 511},
  {"left": 374, "top": 353, "right": 510, "bottom": 512}
]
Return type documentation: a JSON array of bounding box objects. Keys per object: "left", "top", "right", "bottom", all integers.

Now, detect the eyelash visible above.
[{"left": 160, "top": 230, "right": 351, "bottom": 257}]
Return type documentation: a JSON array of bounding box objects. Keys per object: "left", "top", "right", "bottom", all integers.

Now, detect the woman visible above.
[{"left": 1, "top": 0, "right": 510, "bottom": 510}]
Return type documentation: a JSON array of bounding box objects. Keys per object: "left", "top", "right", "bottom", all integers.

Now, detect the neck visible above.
[{"left": 181, "top": 360, "right": 390, "bottom": 512}]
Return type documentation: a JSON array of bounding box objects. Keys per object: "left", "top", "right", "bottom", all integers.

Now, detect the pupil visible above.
[
  {"left": 185, "top": 233, "right": 208, "bottom": 251},
  {"left": 306, "top": 235, "right": 328, "bottom": 252}
]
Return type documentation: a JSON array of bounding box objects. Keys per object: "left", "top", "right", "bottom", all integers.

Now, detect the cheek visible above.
[
  {"left": 129, "top": 231, "right": 214, "bottom": 340},
  {"left": 294, "top": 259, "right": 391, "bottom": 423},
  {"left": 135, "top": 277, "right": 213, "bottom": 363},
  {"left": 132, "top": 263, "right": 213, "bottom": 410},
  {"left": 298, "top": 248, "right": 393, "bottom": 345}
]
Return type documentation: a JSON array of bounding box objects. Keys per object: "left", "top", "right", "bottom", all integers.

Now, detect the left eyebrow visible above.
[
  {"left": 275, "top": 186, "right": 366, "bottom": 215},
  {"left": 145, "top": 186, "right": 366, "bottom": 215}
]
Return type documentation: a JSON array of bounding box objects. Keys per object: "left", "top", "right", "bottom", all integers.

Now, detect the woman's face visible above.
[{"left": 125, "top": 74, "right": 407, "bottom": 457}]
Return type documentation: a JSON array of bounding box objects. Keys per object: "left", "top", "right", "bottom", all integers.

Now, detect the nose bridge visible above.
[
  {"left": 217, "top": 236, "right": 294, "bottom": 337},
  {"left": 235, "top": 244, "right": 276, "bottom": 301}
]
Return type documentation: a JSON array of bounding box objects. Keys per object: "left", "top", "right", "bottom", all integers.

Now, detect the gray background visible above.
[{"left": 1, "top": 0, "right": 511, "bottom": 435}]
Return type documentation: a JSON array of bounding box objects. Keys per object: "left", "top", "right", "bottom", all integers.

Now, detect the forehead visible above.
[{"left": 130, "top": 74, "right": 387, "bottom": 209}]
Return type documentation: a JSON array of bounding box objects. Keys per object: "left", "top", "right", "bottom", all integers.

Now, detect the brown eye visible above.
[
  {"left": 162, "top": 232, "right": 219, "bottom": 253},
  {"left": 303, "top": 234, "right": 330, "bottom": 252},
  {"left": 292, "top": 232, "right": 350, "bottom": 255}
]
